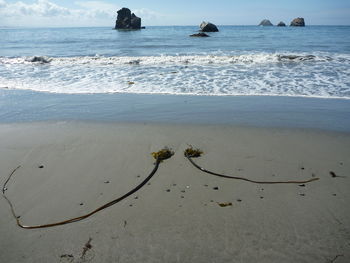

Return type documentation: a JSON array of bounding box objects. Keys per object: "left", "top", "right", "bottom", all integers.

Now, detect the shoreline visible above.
[
  {"left": 0, "top": 121, "right": 349, "bottom": 262},
  {"left": 3, "top": 87, "right": 350, "bottom": 100},
  {"left": 1, "top": 90, "right": 350, "bottom": 132}
]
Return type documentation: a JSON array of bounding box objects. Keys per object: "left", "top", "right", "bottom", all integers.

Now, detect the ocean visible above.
[{"left": 0, "top": 26, "right": 350, "bottom": 129}]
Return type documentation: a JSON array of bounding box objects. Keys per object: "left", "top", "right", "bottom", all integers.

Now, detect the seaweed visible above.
[
  {"left": 184, "top": 147, "right": 203, "bottom": 158},
  {"left": 151, "top": 148, "right": 174, "bottom": 161},
  {"left": 218, "top": 202, "right": 232, "bottom": 207}
]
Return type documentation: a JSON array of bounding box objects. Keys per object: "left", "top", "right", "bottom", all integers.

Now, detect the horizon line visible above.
[{"left": 1, "top": 24, "right": 350, "bottom": 29}]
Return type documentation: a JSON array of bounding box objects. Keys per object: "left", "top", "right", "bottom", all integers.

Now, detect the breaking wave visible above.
[
  {"left": 0, "top": 53, "right": 346, "bottom": 65},
  {"left": 1, "top": 53, "right": 350, "bottom": 98}
]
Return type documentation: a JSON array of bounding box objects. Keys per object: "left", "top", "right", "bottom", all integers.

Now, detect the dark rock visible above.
[
  {"left": 290, "top": 17, "right": 305, "bottom": 27},
  {"left": 115, "top": 7, "right": 141, "bottom": 30},
  {"left": 277, "top": 21, "right": 286, "bottom": 27},
  {"left": 330, "top": 171, "right": 337, "bottom": 177},
  {"left": 259, "top": 19, "right": 273, "bottom": 26},
  {"left": 141, "top": 26, "right": 146, "bottom": 29},
  {"left": 130, "top": 13, "right": 141, "bottom": 29},
  {"left": 278, "top": 55, "right": 315, "bottom": 61},
  {"left": 200, "top": 21, "right": 219, "bottom": 32},
  {"left": 190, "top": 32, "right": 210, "bottom": 37},
  {"left": 27, "top": 56, "right": 51, "bottom": 63}
]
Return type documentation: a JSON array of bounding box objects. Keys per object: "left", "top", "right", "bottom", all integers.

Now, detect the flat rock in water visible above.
[
  {"left": 190, "top": 32, "right": 210, "bottom": 37},
  {"left": 278, "top": 55, "right": 315, "bottom": 61},
  {"left": 27, "top": 56, "right": 52, "bottom": 63}
]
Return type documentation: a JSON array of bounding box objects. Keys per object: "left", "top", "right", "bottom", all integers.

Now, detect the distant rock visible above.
[
  {"left": 290, "top": 17, "right": 305, "bottom": 27},
  {"left": 190, "top": 32, "right": 210, "bottom": 37},
  {"left": 278, "top": 55, "right": 315, "bottom": 61},
  {"left": 277, "top": 21, "right": 286, "bottom": 27},
  {"left": 115, "top": 8, "right": 141, "bottom": 30},
  {"left": 259, "top": 19, "right": 273, "bottom": 26},
  {"left": 27, "top": 56, "right": 52, "bottom": 63},
  {"left": 200, "top": 22, "right": 219, "bottom": 32}
]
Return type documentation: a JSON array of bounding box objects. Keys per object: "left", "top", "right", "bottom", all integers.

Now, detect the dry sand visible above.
[{"left": 0, "top": 122, "right": 349, "bottom": 263}]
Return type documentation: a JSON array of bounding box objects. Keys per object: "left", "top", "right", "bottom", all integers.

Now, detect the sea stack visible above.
[
  {"left": 200, "top": 22, "right": 219, "bottom": 32},
  {"left": 290, "top": 17, "right": 305, "bottom": 27},
  {"left": 115, "top": 8, "right": 141, "bottom": 30},
  {"left": 277, "top": 21, "right": 286, "bottom": 27},
  {"left": 259, "top": 19, "right": 273, "bottom": 26}
]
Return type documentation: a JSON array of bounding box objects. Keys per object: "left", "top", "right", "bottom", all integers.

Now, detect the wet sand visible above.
[{"left": 0, "top": 122, "right": 349, "bottom": 263}]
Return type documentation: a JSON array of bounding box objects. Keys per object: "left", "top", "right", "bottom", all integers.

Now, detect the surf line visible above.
[
  {"left": 2, "top": 148, "right": 173, "bottom": 229},
  {"left": 184, "top": 147, "right": 319, "bottom": 184}
]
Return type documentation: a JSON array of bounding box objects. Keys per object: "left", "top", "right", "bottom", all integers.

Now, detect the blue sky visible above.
[{"left": 1, "top": 0, "right": 349, "bottom": 27}]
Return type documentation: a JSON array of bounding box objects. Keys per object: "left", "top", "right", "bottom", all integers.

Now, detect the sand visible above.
[{"left": 0, "top": 121, "right": 349, "bottom": 263}]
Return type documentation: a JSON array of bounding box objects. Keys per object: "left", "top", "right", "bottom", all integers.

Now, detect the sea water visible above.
[
  {"left": 0, "top": 26, "right": 350, "bottom": 128},
  {"left": 1, "top": 26, "right": 350, "bottom": 97}
]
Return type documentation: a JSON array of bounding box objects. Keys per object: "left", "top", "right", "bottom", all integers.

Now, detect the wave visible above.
[
  {"left": 1, "top": 52, "right": 349, "bottom": 66},
  {"left": 1, "top": 52, "right": 349, "bottom": 98}
]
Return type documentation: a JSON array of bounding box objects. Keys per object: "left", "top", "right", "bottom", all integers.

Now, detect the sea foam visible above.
[{"left": 1, "top": 53, "right": 349, "bottom": 98}]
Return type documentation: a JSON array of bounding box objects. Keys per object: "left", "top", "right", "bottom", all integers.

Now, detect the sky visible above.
[{"left": 0, "top": 0, "right": 349, "bottom": 27}]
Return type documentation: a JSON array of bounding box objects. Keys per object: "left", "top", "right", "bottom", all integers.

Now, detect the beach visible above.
[
  {"left": 1, "top": 22, "right": 350, "bottom": 262},
  {"left": 1, "top": 121, "right": 349, "bottom": 262}
]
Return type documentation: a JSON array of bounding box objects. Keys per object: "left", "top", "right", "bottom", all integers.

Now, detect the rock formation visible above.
[
  {"left": 27, "top": 56, "right": 52, "bottom": 63},
  {"left": 278, "top": 55, "right": 315, "bottom": 61},
  {"left": 190, "top": 32, "right": 210, "bottom": 37},
  {"left": 259, "top": 19, "right": 273, "bottom": 26},
  {"left": 277, "top": 21, "right": 286, "bottom": 27},
  {"left": 115, "top": 8, "right": 141, "bottom": 30},
  {"left": 200, "top": 22, "right": 219, "bottom": 32},
  {"left": 290, "top": 17, "right": 305, "bottom": 27}
]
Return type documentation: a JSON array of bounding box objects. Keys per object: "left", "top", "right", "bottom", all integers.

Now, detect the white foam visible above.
[
  {"left": 1, "top": 53, "right": 350, "bottom": 98},
  {"left": 1, "top": 52, "right": 347, "bottom": 66}
]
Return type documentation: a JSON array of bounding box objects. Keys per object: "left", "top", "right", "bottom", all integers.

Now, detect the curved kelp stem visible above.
[
  {"left": 184, "top": 147, "right": 319, "bottom": 184},
  {"left": 2, "top": 148, "right": 174, "bottom": 229}
]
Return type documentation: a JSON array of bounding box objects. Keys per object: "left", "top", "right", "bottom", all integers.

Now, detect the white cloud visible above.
[
  {"left": 0, "top": 0, "right": 71, "bottom": 17},
  {"left": 0, "top": 0, "right": 162, "bottom": 27},
  {"left": 74, "top": 1, "right": 119, "bottom": 20},
  {"left": 0, "top": 0, "right": 6, "bottom": 7},
  {"left": 134, "top": 8, "right": 162, "bottom": 21},
  {"left": 75, "top": 1, "right": 118, "bottom": 12}
]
